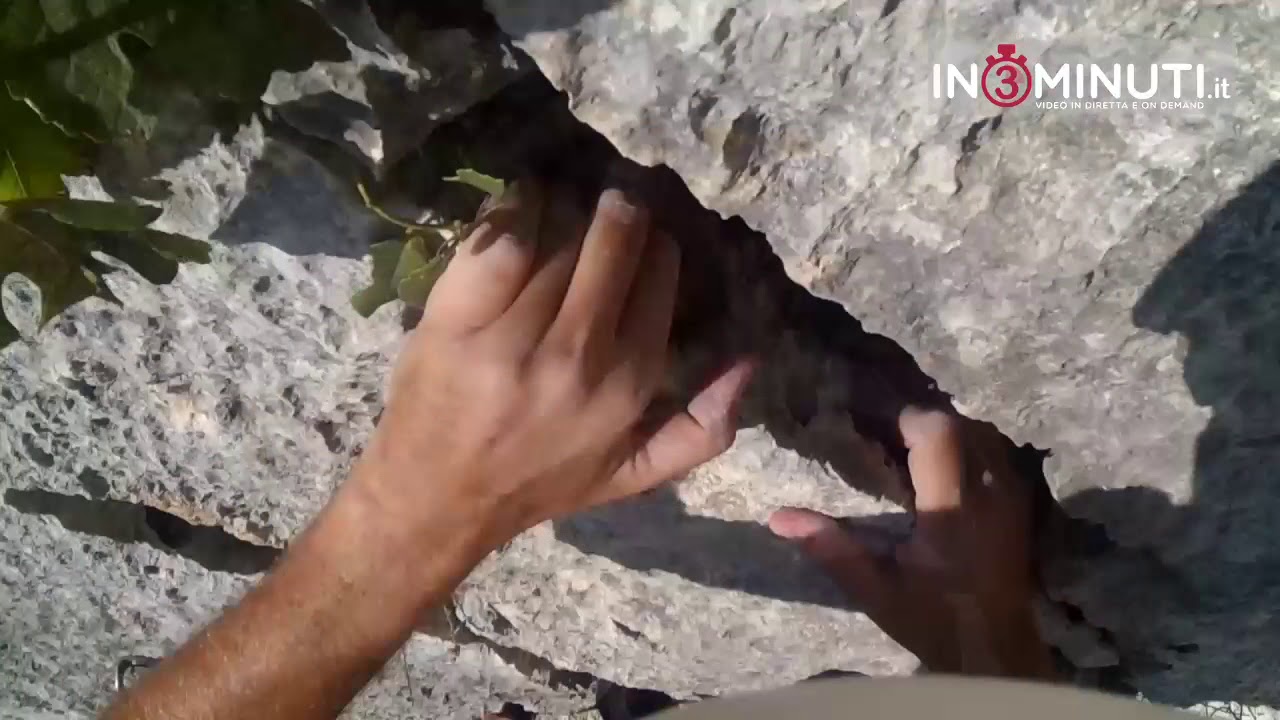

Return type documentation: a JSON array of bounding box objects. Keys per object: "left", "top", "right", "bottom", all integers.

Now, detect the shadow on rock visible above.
[
  {"left": 555, "top": 485, "right": 866, "bottom": 609},
  {"left": 1038, "top": 160, "right": 1280, "bottom": 708}
]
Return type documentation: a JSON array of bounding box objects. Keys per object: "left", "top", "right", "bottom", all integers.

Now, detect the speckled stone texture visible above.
[
  {"left": 0, "top": 503, "right": 598, "bottom": 718},
  {"left": 485, "top": 0, "right": 1280, "bottom": 707}
]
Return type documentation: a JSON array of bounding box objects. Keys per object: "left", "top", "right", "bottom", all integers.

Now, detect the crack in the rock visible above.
[
  {"left": 3, "top": 488, "right": 281, "bottom": 575},
  {"left": 418, "top": 601, "right": 678, "bottom": 719}
]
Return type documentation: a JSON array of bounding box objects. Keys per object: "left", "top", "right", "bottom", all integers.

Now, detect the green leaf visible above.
[
  {"left": 444, "top": 169, "right": 506, "bottom": 199},
  {"left": 351, "top": 240, "right": 405, "bottom": 319},
  {"left": 397, "top": 253, "right": 449, "bottom": 309},
  {"left": 1, "top": 0, "right": 168, "bottom": 139},
  {"left": 390, "top": 234, "right": 435, "bottom": 286},
  {"left": 0, "top": 91, "right": 83, "bottom": 201},
  {"left": 0, "top": 198, "right": 210, "bottom": 350},
  {"left": 6, "top": 197, "right": 161, "bottom": 230},
  {"left": 392, "top": 232, "right": 451, "bottom": 308},
  {"left": 0, "top": 215, "right": 100, "bottom": 328}
]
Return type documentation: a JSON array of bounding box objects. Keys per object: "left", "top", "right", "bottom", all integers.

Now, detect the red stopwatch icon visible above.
[{"left": 981, "top": 43, "right": 1032, "bottom": 108}]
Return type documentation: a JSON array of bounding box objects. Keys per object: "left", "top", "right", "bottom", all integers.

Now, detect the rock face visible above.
[
  {"left": 6, "top": 0, "right": 1280, "bottom": 716},
  {"left": 485, "top": 0, "right": 1280, "bottom": 708},
  {"left": 268, "top": 0, "right": 531, "bottom": 172}
]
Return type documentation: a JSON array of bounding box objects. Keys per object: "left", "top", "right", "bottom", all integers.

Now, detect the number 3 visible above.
[{"left": 995, "top": 65, "right": 1020, "bottom": 101}]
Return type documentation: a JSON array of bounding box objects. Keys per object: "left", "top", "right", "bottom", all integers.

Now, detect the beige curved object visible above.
[{"left": 654, "top": 676, "right": 1185, "bottom": 720}]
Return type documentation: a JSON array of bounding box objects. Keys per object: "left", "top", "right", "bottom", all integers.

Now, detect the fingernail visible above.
[{"left": 597, "top": 188, "right": 644, "bottom": 224}]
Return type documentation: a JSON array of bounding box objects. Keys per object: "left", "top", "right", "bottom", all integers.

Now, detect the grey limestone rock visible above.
[
  {"left": 485, "top": 0, "right": 1280, "bottom": 707},
  {"left": 267, "top": 0, "right": 531, "bottom": 172},
  {"left": 0, "top": 502, "right": 596, "bottom": 717},
  {"left": 9, "top": 0, "right": 1280, "bottom": 714}
]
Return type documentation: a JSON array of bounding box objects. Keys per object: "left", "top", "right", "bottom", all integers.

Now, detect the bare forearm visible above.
[{"left": 104, "top": 462, "right": 492, "bottom": 720}]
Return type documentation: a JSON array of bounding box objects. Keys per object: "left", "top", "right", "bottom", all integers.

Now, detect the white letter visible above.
[
  {"left": 948, "top": 64, "right": 978, "bottom": 99},
  {"left": 1162, "top": 63, "right": 1192, "bottom": 98},
  {"left": 1197, "top": 64, "right": 1205, "bottom": 98},
  {"left": 1035, "top": 64, "right": 1070, "bottom": 98},
  {"left": 1076, "top": 64, "right": 1084, "bottom": 98},
  {"left": 1091, "top": 64, "right": 1121, "bottom": 98},
  {"left": 1127, "top": 64, "right": 1158, "bottom": 99}
]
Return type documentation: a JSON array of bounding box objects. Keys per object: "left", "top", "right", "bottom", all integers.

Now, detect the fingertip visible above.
[
  {"left": 898, "top": 407, "right": 961, "bottom": 449},
  {"left": 768, "top": 507, "right": 836, "bottom": 541},
  {"left": 595, "top": 188, "right": 649, "bottom": 228},
  {"left": 687, "top": 357, "right": 758, "bottom": 432}
]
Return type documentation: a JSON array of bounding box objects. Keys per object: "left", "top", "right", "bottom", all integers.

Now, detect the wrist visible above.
[{"left": 338, "top": 448, "right": 506, "bottom": 583}]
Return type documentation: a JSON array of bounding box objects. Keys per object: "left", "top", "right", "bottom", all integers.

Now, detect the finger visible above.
[
  {"left": 488, "top": 185, "right": 588, "bottom": 355},
  {"left": 899, "top": 407, "right": 966, "bottom": 514},
  {"left": 768, "top": 507, "right": 897, "bottom": 613},
  {"left": 547, "top": 189, "right": 650, "bottom": 352},
  {"left": 600, "top": 359, "right": 755, "bottom": 502},
  {"left": 615, "top": 231, "right": 680, "bottom": 386},
  {"left": 424, "top": 180, "right": 544, "bottom": 332}
]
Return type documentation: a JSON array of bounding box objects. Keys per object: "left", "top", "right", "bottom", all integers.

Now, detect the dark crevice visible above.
[
  {"left": 879, "top": 0, "right": 904, "bottom": 19},
  {"left": 959, "top": 114, "right": 1003, "bottom": 158},
  {"left": 3, "top": 488, "right": 281, "bottom": 575},
  {"left": 955, "top": 114, "right": 1003, "bottom": 193}
]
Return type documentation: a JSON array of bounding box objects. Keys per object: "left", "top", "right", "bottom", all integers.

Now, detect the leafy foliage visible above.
[
  {"left": 0, "top": 91, "right": 84, "bottom": 200},
  {"left": 0, "top": 199, "right": 210, "bottom": 348},
  {"left": 0, "top": 0, "right": 350, "bottom": 350},
  {"left": 352, "top": 171, "right": 507, "bottom": 317}
]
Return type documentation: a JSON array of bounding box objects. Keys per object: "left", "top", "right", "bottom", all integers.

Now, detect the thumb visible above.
[
  {"left": 769, "top": 507, "right": 898, "bottom": 613},
  {"left": 602, "top": 359, "right": 756, "bottom": 502}
]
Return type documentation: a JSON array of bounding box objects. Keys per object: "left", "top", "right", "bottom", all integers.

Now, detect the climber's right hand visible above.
[
  {"left": 770, "top": 409, "right": 1057, "bottom": 679},
  {"left": 352, "top": 181, "right": 754, "bottom": 559}
]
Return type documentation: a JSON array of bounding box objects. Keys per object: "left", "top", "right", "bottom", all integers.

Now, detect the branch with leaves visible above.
[{"left": 351, "top": 171, "right": 506, "bottom": 317}]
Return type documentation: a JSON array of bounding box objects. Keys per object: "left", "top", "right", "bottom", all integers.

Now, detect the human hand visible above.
[
  {"left": 769, "top": 409, "right": 1056, "bottom": 679},
  {"left": 353, "top": 181, "right": 755, "bottom": 555}
]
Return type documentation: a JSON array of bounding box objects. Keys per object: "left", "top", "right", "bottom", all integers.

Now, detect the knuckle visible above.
[
  {"left": 540, "top": 332, "right": 590, "bottom": 370},
  {"left": 535, "top": 353, "right": 591, "bottom": 405}
]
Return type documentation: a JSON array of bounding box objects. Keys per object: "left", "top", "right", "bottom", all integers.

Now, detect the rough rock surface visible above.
[
  {"left": 267, "top": 0, "right": 531, "bottom": 172},
  {"left": 486, "top": 0, "right": 1280, "bottom": 708},
  {"left": 8, "top": 0, "right": 1280, "bottom": 715},
  {"left": 0, "top": 502, "right": 596, "bottom": 718}
]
